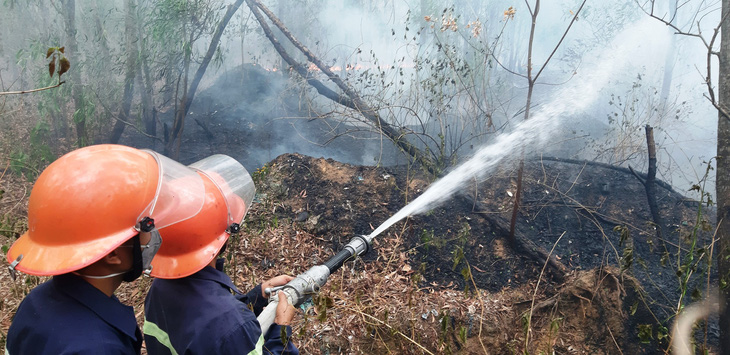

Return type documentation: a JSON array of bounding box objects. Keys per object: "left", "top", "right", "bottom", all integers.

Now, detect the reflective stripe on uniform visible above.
[
  {"left": 143, "top": 319, "right": 179, "bottom": 355},
  {"left": 5, "top": 346, "right": 10, "bottom": 355},
  {"left": 144, "top": 318, "right": 264, "bottom": 355},
  {"left": 246, "top": 334, "right": 264, "bottom": 355}
]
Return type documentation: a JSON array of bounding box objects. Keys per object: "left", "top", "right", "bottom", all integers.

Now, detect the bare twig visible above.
[
  {"left": 525, "top": 231, "right": 566, "bottom": 351},
  {"left": 0, "top": 81, "right": 65, "bottom": 96}
]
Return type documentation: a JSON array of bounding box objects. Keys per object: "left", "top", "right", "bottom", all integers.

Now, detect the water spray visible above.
[{"left": 256, "top": 18, "right": 648, "bottom": 332}]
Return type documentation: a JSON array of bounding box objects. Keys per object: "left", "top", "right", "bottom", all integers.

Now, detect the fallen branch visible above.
[
  {"left": 531, "top": 156, "right": 674, "bottom": 192},
  {"left": 462, "top": 194, "right": 570, "bottom": 282}
]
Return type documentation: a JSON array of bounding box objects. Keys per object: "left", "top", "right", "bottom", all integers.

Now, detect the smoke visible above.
[
  {"left": 0, "top": 0, "right": 718, "bottom": 196},
  {"left": 368, "top": 17, "right": 655, "bottom": 239}
]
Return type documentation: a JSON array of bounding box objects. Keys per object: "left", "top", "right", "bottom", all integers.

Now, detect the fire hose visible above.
[{"left": 257, "top": 234, "right": 371, "bottom": 334}]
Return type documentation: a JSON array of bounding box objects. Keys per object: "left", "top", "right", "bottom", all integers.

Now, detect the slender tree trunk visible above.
[
  {"left": 61, "top": 0, "right": 85, "bottom": 146},
  {"left": 659, "top": 0, "right": 679, "bottom": 105},
  {"left": 108, "top": 0, "right": 138, "bottom": 144},
  {"left": 165, "top": 0, "right": 245, "bottom": 157},
  {"left": 137, "top": 6, "right": 157, "bottom": 149},
  {"left": 508, "top": 0, "right": 585, "bottom": 244},
  {"left": 509, "top": 0, "right": 539, "bottom": 244},
  {"left": 718, "top": 1, "right": 730, "bottom": 352},
  {"left": 644, "top": 126, "right": 662, "bottom": 239},
  {"left": 89, "top": 0, "right": 113, "bottom": 143}
]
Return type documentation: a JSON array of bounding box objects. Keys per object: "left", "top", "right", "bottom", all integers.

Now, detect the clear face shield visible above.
[
  {"left": 188, "top": 154, "right": 256, "bottom": 234},
  {"left": 133, "top": 150, "right": 206, "bottom": 276}
]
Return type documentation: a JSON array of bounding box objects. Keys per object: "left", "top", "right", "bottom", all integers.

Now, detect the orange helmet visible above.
[
  {"left": 6, "top": 144, "right": 205, "bottom": 276},
  {"left": 151, "top": 155, "right": 255, "bottom": 279}
]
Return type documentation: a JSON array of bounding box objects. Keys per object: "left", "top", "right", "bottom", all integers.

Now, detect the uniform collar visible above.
[
  {"left": 52, "top": 273, "right": 139, "bottom": 340},
  {"left": 188, "top": 265, "right": 242, "bottom": 295}
]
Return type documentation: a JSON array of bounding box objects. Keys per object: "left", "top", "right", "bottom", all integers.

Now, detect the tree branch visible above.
[
  {"left": 246, "top": 0, "right": 438, "bottom": 175},
  {"left": 0, "top": 81, "right": 65, "bottom": 96}
]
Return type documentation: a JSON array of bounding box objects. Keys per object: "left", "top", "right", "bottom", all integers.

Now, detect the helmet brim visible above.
[{"left": 7, "top": 227, "right": 137, "bottom": 276}]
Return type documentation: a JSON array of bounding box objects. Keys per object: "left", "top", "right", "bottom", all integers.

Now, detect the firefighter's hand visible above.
[
  {"left": 262, "top": 275, "right": 294, "bottom": 298},
  {"left": 275, "top": 291, "right": 296, "bottom": 326}
]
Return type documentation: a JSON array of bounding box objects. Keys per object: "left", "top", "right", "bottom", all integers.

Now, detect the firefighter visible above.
[
  {"left": 143, "top": 154, "right": 299, "bottom": 354},
  {"left": 5, "top": 144, "right": 207, "bottom": 355}
]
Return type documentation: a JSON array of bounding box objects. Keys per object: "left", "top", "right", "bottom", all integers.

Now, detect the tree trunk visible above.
[
  {"left": 718, "top": 1, "right": 730, "bottom": 352},
  {"left": 659, "top": 0, "right": 679, "bottom": 105},
  {"left": 61, "top": 0, "right": 85, "bottom": 145},
  {"left": 164, "top": 0, "right": 245, "bottom": 158},
  {"left": 108, "top": 0, "right": 138, "bottom": 144},
  {"left": 509, "top": 0, "right": 539, "bottom": 245},
  {"left": 643, "top": 125, "right": 663, "bottom": 240}
]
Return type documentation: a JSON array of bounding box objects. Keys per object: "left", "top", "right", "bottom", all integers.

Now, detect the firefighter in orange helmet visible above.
[
  {"left": 143, "top": 155, "right": 299, "bottom": 354},
  {"left": 5, "top": 144, "right": 206, "bottom": 355}
]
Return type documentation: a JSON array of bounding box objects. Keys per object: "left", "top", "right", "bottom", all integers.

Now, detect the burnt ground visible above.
[
  {"left": 0, "top": 148, "right": 718, "bottom": 354},
  {"left": 229, "top": 152, "right": 716, "bottom": 354},
  {"left": 0, "top": 64, "right": 719, "bottom": 354}
]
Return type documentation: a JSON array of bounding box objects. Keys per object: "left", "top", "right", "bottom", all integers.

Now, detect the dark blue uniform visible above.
[
  {"left": 6, "top": 273, "right": 142, "bottom": 355},
  {"left": 144, "top": 265, "right": 298, "bottom": 355}
]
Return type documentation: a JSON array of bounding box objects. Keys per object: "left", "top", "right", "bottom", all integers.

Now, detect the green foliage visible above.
[
  {"left": 458, "top": 325, "right": 467, "bottom": 344},
  {"left": 252, "top": 164, "right": 271, "bottom": 185},
  {"left": 613, "top": 225, "right": 634, "bottom": 272},
  {"left": 71, "top": 91, "right": 97, "bottom": 146},
  {"left": 313, "top": 294, "right": 334, "bottom": 322},
  {"left": 10, "top": 120, "right": 55, "bottom": 181},
  {"left": 437, "top": 310, "right": 453, "bottom": 353},
  {"left": 451, "top": 245, "right": 464, "bottom": 271},
  {"left": 0, "top": 214, "right": 25, "bottom": 239},
  {"left": 637, "top": 324, "right": 653, "bottom": 344},
  {"left": 420, "top": 228, "right": 443, "bottom": 252}
]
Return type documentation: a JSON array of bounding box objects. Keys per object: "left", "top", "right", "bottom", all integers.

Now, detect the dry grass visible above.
[{"left": 0, "top": 140, "right": 644, "bottom": 354}]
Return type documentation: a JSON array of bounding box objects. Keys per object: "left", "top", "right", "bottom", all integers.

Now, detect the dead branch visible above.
[
  {"left": 0, "top": 81, "right": 65, "bottom": 96},
  {"left": 245, "top": 0, "right": 438, "bottom": 176},
  {"left": 533, "top": 156, "right": 675, "bottom": 192},
  {"left": 636, "top": 125, "right": 663, "bottom": 240},
  {"left": 463, "top": 193, "right": 569, "bottom": 282}
]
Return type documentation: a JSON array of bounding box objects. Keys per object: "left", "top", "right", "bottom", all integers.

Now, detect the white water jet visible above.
[{"left": 366, "top": 18, "right": 661, "bottom": 242}]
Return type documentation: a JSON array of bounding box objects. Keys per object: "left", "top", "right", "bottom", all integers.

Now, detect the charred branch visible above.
[
  {"left": 532, "top": 156, "right": 675, "bottom": 193},
  {"left": 463, "top": 193, "right": 569, "bottom": 282},
  {"left": 631, "top": 125, "right": 663, "bottom": 241}
]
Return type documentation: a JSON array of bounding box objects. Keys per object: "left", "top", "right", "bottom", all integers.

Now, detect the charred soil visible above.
[{"left": 0, "top": 151, "right": 717, "bottom": 354}]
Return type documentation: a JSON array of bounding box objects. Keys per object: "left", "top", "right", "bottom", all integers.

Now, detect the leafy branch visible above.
[{"left": 0, "top": 47, "right": 70, "bottom": 96}]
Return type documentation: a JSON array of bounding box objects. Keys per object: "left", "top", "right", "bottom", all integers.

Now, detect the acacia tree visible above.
[
  {"left": 151, "top": 0, "right": 245, "bottom": 157},
  {"left": 108, "top": 0, "right": 140, "bottom": 144}
]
